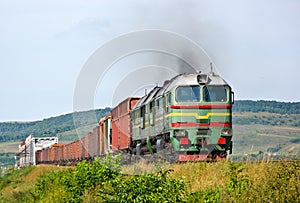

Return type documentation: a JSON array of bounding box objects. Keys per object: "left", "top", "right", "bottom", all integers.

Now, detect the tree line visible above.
[
  {"left": 233, "top": 100, "right": 300, "bottom": 127},
  {"left": 0, "top": 108, "right": 110, "bottom": 142},
  {"left": 233, "top": 100, "right": 300, "bottom": 114}
]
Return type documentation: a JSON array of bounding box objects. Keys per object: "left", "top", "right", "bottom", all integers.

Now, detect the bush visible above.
[
  {"left": 31, "top": 155, "right": 186, "bottom": 203},
  {"left": 105, "top": 169, "right": 186, "bottom": 202}
]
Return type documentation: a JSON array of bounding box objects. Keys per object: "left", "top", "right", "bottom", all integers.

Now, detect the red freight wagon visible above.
[
  {"left": 71, "top": 140, "right": 78, "bottom": 160},
  {"left": 49, "top": 146, "right": 55, "bottom": 162},
  {"left": 81, "top": 133, "right": 89, "bottom": 159},
  {"left": 78, "top": 141, "right": 83, "bottom": 160},
  {"left": 87, "top": 131, "right": 98, "bottom": 158},
  {"left": 41, "top": 148, "right": 49, "bottom": 163},
  {"left": 90, "top": 127, "right": 100, "bottom": 157},
  {"left": 73, "top": 140, "right": 82, "bottom": 161},
  {"left": 63, "top": 143, "right": 69, "bottom": 161},
  {"left": 68, "top": 142, "right": 74, "bottom": 160},
  {"left": 54, "top": 143, "right": 65, "bottom": 162},
  {"left": 48, "top": 144, "right": 62, "bottom": 163},
  {"left": 35, "top": 150, "right": 41, "bottom": 164},
  {"left": 111, "top": 97, "right": 140, "bottom": 151}
]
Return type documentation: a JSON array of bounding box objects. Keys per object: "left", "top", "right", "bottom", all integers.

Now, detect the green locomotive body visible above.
[{"left": 130, "top": 72, "right": 234, "bottom": 161}]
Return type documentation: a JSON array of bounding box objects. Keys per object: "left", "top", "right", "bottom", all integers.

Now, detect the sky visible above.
[{"left": 0, "top": 0, "right": 299, "bottom": 122}]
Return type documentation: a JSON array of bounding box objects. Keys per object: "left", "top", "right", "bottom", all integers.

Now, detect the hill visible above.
[
  {"left": 0, "top": 108, "right": 111, "bottom": 143},
  {"left": 233, "top": 100, "right": 300, "bottom": 114},
  {"left": 233, "top": 100, "right": 300, "bottom": 127}
]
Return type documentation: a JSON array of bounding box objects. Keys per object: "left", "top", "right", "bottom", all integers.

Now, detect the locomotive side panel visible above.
[{"left": 131, "top": 95, "right": 169, "bottom": 142}]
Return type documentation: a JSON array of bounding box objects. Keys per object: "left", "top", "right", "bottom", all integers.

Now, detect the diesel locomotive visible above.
[{"left": 129, "top": 71, "right": 234, "bottom": 161}]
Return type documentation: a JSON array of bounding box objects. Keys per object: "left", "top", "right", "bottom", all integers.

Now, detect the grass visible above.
[
  {"left": 2, "top": 160, "right": 300, "bottom": 202},
  {"left": 171, "top": 160, "right": 300, "bottom": 202},
  {"left": 0, "top": 165, "right": 70, "bottom": 203},
  {"left": 0, "top": 141, "right": 20, "bottom": 153},
  {"left": 1, "top": 158, "right": 299, "bottom": 202},
  {"left": 170, "top": 162, "right": 229, "bottom": 192}
]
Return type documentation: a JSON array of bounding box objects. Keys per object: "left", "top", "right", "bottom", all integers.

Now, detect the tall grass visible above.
[{"left": 171, "top": 160, "right": 300, "bottom": 202}]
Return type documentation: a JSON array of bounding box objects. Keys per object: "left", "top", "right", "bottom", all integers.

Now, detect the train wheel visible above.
[{"left": 136, "top": 143, "right": 142, "bottom": 155}]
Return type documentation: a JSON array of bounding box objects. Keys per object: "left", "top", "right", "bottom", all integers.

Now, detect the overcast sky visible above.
[{"left": 0, "top": 0, "right": 299, "bottom": 122}]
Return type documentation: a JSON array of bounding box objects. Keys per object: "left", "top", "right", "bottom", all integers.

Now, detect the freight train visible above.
[{"left": 35, "top": 71, "right": 234, "bottom": 165}]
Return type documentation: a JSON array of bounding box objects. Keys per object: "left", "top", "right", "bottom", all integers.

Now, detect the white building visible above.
[{"left": 18, "top": 135, "right": 58, "bottom": 167}]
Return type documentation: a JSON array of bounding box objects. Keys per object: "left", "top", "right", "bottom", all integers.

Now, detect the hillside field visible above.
[{"left": 233, "top": 123, "right": 300, "bottom": 155}]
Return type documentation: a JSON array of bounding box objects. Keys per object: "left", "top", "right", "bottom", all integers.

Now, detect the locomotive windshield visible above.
[
  {"left": 203, "top": 86, "right": 227, "bottom": 102},
  {"left": 176, "top": 86, "right": 200, "bottom": 102}
]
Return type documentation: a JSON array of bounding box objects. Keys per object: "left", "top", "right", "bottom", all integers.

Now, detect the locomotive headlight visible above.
[
  {"left": 221, "top": 128, "right": 232, "bottom": 135},
  {"left": 174, "top": 130, "right": 187, "bottom": 137}
]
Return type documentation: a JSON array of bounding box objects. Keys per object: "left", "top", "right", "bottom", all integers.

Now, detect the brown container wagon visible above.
[
  {"left": 63, "top": 143, "right": 69, "bottom": 161},
  {"left": 72, "top": 140, "right": 82, "bottom": 161},
  {"left": 71, "top": 141, "right": 77, "bottom": 161},
  {"left": 58, "top": 144, "right": 64, "bottom": 162},
  {"left": 78, "top": 139, "right": 84, "bottom": 161},
  {"left": 49, "top": 146, "right": 55, "bottom": 163},
  {"left": 111, "top": 97, "right": 140, "bottom": 151},
  {"left": 68, "top": 140, "right": 77, "bottom": 162},
  {"left": 63, "top": 141, "right": 75, "bottom": 164},
  {"left": 81, "top": 133, "right": 90, "bottom": 159},
  {"left": 90, "top": 127, "right": 100, "bottom": 158},
  {"left": 67, "top": 142, "right": 73, "bottom": 161},
  {"left": 53, "top": 143, "right": 65, "bottom": 162},
  {"left": 77, "top": 140, "right": 82, "bottom": 161},
  {"left": 41, "top": 148, "right": 50, "bottom": 163},
  {"left": 49, "top": 144, "right": 58, "bottom": 163},
  {"left": 35, "top": 150, "right": 41, "bottom": 164}
]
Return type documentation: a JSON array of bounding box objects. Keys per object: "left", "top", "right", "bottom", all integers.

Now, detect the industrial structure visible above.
[{"left": 17, "top": 135, "right": 58, "bottom": 167}]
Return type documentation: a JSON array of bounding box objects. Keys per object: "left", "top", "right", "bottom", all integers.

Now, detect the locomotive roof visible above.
[{"left": 133, "top": 72, "right": 228, "bottom": 109}]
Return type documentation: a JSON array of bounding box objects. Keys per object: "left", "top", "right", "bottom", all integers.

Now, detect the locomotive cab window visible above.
[
  {"left": 176, "top": 86, "right": 200, "bottom": 102},
  {"left": 203, "top": 86, "right": 228, "bottom": 102}
]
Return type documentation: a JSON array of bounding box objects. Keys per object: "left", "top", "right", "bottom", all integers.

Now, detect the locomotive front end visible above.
[{"left": 169, "top": 73, "right": 234, "bottom": 161}]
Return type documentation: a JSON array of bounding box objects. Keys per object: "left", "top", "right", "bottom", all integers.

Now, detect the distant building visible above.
[{"left": 17, "top": 135, "right": 58, "bottom": 167}]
